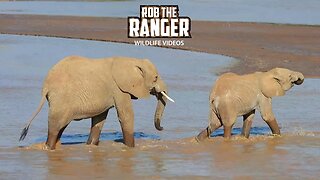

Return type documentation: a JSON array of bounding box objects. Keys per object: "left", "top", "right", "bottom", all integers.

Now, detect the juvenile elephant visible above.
[
  {"left": 196, "top": 68, "right": 304, "bottom": 141},
  {"left": 19, "top": 56, "right": 174, "bottom": 150}
]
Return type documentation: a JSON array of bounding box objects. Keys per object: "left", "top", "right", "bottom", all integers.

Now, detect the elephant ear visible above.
[
  {"left": 260, "top": 70, "right": 285, "bottom": 98},
  {"left": 112, "top": 58, "right": 150, "bottom": 98}
]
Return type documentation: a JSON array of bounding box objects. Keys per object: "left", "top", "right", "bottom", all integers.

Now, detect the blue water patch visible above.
[
  {"left": 211, "top": 126, "right": 270, "bottom": 137},
  {"left": 34, "top": 132, "right": 160, "bottom": 145}
]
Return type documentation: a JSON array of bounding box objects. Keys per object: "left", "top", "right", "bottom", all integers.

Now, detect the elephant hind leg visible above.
[
  {"left": 87, "top": 110, "right": 108, "bottom": 145},
  {"left": 56, "top": 124, "right": 70, "bottom": 147},
  {"left": 221, "top": 114, "right": 237, "bottom": 139},
  {"left": 241, "top": 110, "right": 255, "bottom": 138},
  {"left": 223, "top": 125, "right": 233, "bottom": 138},
  {"left": 196, "top": 109, "right": 222, "bottom": 142},
  {"left": 217, "top": 102, "right": 237, "bottom": 139},
  {"left": 45, "top": 113, "right": 71, "bottom": 150}
]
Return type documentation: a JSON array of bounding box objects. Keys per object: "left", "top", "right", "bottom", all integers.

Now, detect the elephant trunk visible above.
[
  {"left": 153, "top": 78, "right": 171, "bottom": 131},
  {"left": 293, "top": 72, "right": 304, "bottom": 85},
  {"left": 294, "top": 78, "right": 304, "bottom": 85},
  {"left": 154, "top": 92, "right": 167, "bottom": 131}
]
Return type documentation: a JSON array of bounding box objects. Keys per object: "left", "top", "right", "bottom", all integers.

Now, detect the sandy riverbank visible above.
[{"left": 0, "top": 14, "right": 319, "bottom": 77}]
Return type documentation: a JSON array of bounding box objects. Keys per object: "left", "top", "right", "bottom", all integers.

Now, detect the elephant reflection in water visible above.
[
  {"left": 197, "top": 68, "right": 304, "bottom": 141},
  {"left": 20, "top": 56, "right": 174, "bottom": 150}
]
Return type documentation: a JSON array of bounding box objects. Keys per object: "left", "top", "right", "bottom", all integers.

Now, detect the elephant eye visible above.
[
  {"left": 154, "top": 76, "right": 158, "bottom": 82},
  {"left": 289, "top": 74, "right": 294, "bottom": 81},
  {"left": 274, "top": 77, "right": 281, "bottom": 84}
]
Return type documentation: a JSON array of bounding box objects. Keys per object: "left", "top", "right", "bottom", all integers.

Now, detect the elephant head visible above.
[
  {"left": 111, "top": 57, "right": 173, "bottom": 131},
  {"left": 260, "top": 68, "right": 304, "bottom": 98}
]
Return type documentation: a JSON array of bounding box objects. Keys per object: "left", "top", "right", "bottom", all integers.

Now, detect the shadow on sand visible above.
[
  {"left": 211, "top": 126, "right": 270, "bottom": 137},
  {"left": 33, "top": 132, "right": 160, "bottom": 146},
  {"left": 31, "top": 127, "right": 270, "bottom": 145}
]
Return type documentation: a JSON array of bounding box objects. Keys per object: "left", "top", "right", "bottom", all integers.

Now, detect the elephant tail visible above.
[{"left": 19, "top": 95, "right": 46, "bottom": 141}]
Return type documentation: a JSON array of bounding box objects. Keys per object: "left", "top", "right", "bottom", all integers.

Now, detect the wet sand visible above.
[{"left": 0, "top": 14, "right": 319, "bottom": 77}]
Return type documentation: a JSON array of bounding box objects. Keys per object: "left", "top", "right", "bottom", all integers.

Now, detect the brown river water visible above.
[{"left": 0, "top": 35, "right": 319, "bottom": 179}]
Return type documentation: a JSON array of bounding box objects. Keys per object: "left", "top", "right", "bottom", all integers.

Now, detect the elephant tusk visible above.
[{"left": 161, "top": 91, "right": 175, "bottom": 103}]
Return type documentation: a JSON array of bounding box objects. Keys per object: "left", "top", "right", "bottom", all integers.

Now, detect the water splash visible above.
[{"left": 290, "top": 127, "right": 316, "bottom": 137}]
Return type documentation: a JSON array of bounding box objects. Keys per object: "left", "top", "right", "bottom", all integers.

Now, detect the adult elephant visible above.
[
  {"left": 196, "top": 68, "right": 304, "bottom": 141},
  {"left": 19, "top": 56, "right": 174, "bottom": 150}
]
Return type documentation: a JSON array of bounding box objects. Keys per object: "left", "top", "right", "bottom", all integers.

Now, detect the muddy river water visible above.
[{"left": 0, "top": 35, "right": 319, "bottom": 179}]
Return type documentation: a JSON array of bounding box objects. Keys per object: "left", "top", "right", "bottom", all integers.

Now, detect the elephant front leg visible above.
[
  {"left": 115, "top": 94, "right": 135, "bottom": 147},
  {"left": 259, "top": 97, "right": 281, "bottom": 136},
  {"left": 87, "top": 110, "right": 108, "bottom": 145},
  {"left": 241, "top": 110, "right": 255, "bottom": 138},
  {"left": 265, "top": 118, "right": 280, "bottom": 135}
]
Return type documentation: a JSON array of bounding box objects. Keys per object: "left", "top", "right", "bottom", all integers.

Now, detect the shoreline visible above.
[{"left": 0, "top": 14, "right": 319, "bottom": 77}]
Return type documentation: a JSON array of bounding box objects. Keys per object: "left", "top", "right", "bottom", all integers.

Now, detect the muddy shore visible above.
[{"left": 0, "top": 14, "right": 319, "bottom": 77}]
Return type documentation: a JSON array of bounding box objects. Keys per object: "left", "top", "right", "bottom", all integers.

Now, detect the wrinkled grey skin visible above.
[
  {"left": 20, "top": 56, "right": 170, "bottom": 150},
  {"left": 197, "top": 68, "right": 304, "bottom": 141}
]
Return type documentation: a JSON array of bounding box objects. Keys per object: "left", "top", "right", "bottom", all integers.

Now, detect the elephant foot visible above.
[
  {"left": 42, "top": 143, "right": 55, "bottom": 151},
  {"left": 240, "top": 133, "right": 250, "bottom": 139},
  {"left": 86, "top": 140, "right": 100, "bottom": 146},
  {"left": 265, "top": 119, "right": 281, "bottom": 135},
  {"left": 188, "top": 137, "right": 198, "bottom": 143},
  {"left": 124, "top": 139, "right": 135, "bottom": 148},
  {"left": 86, "top": 133, "right": 100, "bottom": 145},
  {"left": 196, "top": 128, "right": 211, "bottom": 142},
  {"left": 223, "top": 125, "right": 233, "bottom": 139},
  {"left": 194, "top": 136, "right": 202, "bottom": 143},
  {"left": 45, "top": 137, "right": 57, "bottom": 150}
]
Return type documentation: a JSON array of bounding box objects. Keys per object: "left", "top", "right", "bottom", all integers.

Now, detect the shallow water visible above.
[
  {"left": 0, "top": 0, "right": 320, "bottom": 25},
  {"left": 0, "top": 35, "right": 319, "bottom": 178}
]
